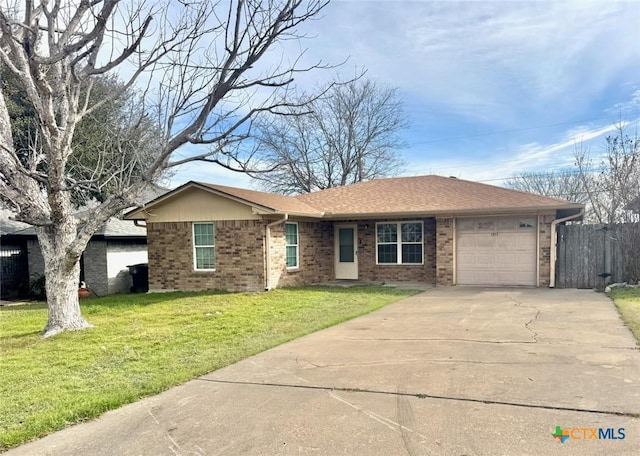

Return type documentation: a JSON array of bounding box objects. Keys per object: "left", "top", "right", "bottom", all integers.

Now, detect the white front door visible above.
[{"left": 335, "top": 224, "right": 358, "bottom": 279}]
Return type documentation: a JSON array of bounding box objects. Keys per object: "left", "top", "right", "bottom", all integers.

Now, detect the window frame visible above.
[
  {"left": 375, "top": 221, "right": 424, "bottom": 265},
  {"left": 192, "top": 222, "right": 216, "bottom": 271},
  {"left": 285, "top": 221, "right": 299, "bottom": 270}
]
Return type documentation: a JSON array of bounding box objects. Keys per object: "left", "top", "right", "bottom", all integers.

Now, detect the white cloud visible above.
[
  {"left": 167, "top": 1, "right": 640, "bottom": 189},
  {"left": 289, "top": 1, "right": 640, "bottom": 125},
  {"left": 405, "top": 120, "right": 626, "bottom": 183},
  {"left": 609, "top": 88, "right": 640, "bottom": 115}
]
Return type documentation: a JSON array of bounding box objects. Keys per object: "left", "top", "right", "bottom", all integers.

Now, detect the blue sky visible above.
[{"left": 170, "top": 0, "right": 640, "bottom": 190}]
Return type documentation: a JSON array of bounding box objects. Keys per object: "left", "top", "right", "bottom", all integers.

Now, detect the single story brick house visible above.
[{"left": 124, "top": 175, "right": 584, "bottom": 292}]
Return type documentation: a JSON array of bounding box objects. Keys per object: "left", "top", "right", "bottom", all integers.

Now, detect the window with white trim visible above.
[
  {"left": 285, "top": 222, "right": 299, "bottom": 269},
  {"left": 193, "top": 223, "right": 215, "bottom": 270},
  {"left": 376, "top": 221, "right": 423, "bottom": 264}
]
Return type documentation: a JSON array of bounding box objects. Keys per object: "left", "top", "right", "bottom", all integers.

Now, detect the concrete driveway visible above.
[{"left": 8, "top": 288, "right": 640, "bottom": 455}]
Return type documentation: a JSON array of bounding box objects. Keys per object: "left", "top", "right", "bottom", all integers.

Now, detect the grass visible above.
[
  {"left": 0, "top": 286, "right": 419, "bottom": 450},
  {"left": 610, "top": 288, "right": 640, "bottom": 345}
]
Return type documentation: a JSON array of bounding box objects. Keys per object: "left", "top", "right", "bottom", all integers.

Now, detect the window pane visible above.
[
  {"left": 196, "top": 246, "right": 215, "bottom": 269},
  {"left": 339, "top": 228, "right": 354, "bottom": 262},
  {"left": 378, "top": 244, "right": 397, "bottom": 263},
  {"left": 377, "top": 224, "right": 397, "bottom": 243},
  {"left": 519, "top": 218, "right": 535, "bottom": 229},
  {"left": 194, "top": 223, "right": 214, "bottom": 246},
  {"left": 339, "top": 245, "right": 354, "bottom": 263},
  {"left": 285, "top": 223, "right": 298, "bottom": 245},
  {"left": 477, "top": 220, "right": 495, "bottom": 231},
  {"left": 401, "top": 223, "right": 422, "bottom": 242},
  {"left": 402, "top": 244, "right": 422, "bottom": 264},
  {"left": 286, "top": 246, "right": 297, "bottom": 268}
]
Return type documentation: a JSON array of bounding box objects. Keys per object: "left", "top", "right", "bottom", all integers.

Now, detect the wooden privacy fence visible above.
[{"left": 555, "top": 223, "right": 639, "bottom": 289}]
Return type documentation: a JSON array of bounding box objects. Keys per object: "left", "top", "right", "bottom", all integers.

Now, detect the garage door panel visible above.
[
  {"left": 495, "top": 252, "right": 517, "bottom": 264},
  {"left": 497, "top": 219, "right": 518, "bottom": 230},
  {"left": 474, "top": 253, "right": 495, "bottom": 266},
  {"left": 515, "top": 252, "right": 536, "bottom": 266},
  {"left": 456, "top": 217, "right": 537, "bottom": 286},
  {"left": 457, "top": 236, "right": 478, "bottom": 249},
  {"left": 456, "top": 253, "right": 476, "bottom": 267},
  {"left": 475, "top": 236, "right": 495, "bottom": 248},
  {"left": 456, "top": 271, "right": 476, "bottom": 283},
  {"left": 474, "top": 270, "right": 497, "bottom": 283},
  {"left": 496, "top": 234, "right": 519, "bottom": 249}
]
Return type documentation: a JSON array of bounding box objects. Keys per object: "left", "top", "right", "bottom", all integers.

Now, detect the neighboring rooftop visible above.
[
  {"left": 1, "top": 184, "right": 169, "bottom": 238},
  {"left": 0, "top": 209, "right": 29, "bottom": 236}
]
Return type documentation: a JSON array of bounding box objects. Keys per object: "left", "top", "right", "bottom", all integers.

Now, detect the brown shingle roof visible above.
[
  {"left": 295, "top": 175, "right": 583, "bottom": 216},
  {"left": 197, "top": 183, "right": 323, "bottom": 217},
  {"left": 126, "top": 176, "right": 584, "bottom": 221}
]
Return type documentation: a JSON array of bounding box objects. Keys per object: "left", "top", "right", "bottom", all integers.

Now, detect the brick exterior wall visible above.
[
  {"left": 147, "top": 220, "right": 266, "bottom": 292},
  {"left": 538, "top": 214, "right": 555, "bottom": 287},
  {"left": 352, "top": 218, "right": 436, "bottom": 284},
  {"left": 148, "top": 218, "right": 438, "bottom": 292},
  {"left": 436, "top": 217, "right": 454, "bottom": 285},
  {"left": 270, "top": 218, "right": 436, "bottom": 287},
  {"left": 268, "top": 221, "right": 334, "bottom": 288},
  {"left": 26, "top": 239, "right": 44, "bottom": 281},
  {"left": 84, "top": 240, "right": 108, "bottom": 295},
  {"left": 146, "top": 214, "right": 555, "bottom": 292}
]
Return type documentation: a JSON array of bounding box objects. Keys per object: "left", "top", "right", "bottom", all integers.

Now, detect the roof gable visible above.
[
  {"left": 198, "top": 183, "right": 324, "bottom": 217},
  {"left": 124, "top": 182, "right": 324, "bottom": 220}
]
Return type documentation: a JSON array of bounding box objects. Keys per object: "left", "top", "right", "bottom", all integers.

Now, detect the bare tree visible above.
[
  {"left": 0, "top": 0, "right": 328, "bottom": 337},
  {"left": 505, "top": 170, "right": 587, "bottom": 204},
  {"left": 575, "top": 124, "right": 640, "bottom": 225},
  {"left": 251, "top": 77, "right": 406, "bottom": 194}
]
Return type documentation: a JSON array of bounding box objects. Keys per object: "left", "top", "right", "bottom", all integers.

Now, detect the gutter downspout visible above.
[
  {"left": 265, "top": 214, "right": 288, "bottom": 291},
  {"left": 549, "top": 209, "right": 585, "bottom": 288}
]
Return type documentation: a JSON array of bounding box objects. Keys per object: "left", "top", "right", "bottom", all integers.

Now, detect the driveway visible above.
[{"left": 8, "top": 288, "right": 640, "bottom": 455}]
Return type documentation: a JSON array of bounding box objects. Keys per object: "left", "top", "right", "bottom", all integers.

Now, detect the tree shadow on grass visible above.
[
  {"left": 1, "top": 285, "right": 418, "bottom": 315},
  {"left": 0, "top": 302, "right": 47, "bottom": 312},
  {"left": 79, "top": 290, "right": 231, "bottom": 309},
  {"left": 0, "top": 329, "right": 42, "bottom": 342}
]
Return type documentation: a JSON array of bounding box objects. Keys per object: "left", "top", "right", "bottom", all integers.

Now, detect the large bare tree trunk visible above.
[{"left": 37, "top": 214, "right": 92, "bottom": 338}]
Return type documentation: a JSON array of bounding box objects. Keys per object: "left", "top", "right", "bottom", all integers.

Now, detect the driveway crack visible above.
[
  {"left": 344, "top": 337, "right": 536, "bottom": 344},
  {"left": 197, "top": 378, "right": 640, "bottom": 418},
  {"left": 506, "top": 293, "right": 539, "bottom": 343}
]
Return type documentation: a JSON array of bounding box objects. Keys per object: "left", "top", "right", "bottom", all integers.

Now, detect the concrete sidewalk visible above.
[{"left": 7, "top": 288, "right": 640, "bottom": 455}]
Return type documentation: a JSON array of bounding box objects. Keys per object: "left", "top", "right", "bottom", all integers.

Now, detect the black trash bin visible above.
[{"left": 128, "top": 263, "right": 149, "bottom": 293}]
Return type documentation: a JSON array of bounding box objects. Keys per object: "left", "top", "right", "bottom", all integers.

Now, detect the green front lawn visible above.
[
  {"left": 0, "top": 286, "right": 419, "bottom": 450},
  {"left": 611, "top": 288, "right": 640, "bottom": 345}
]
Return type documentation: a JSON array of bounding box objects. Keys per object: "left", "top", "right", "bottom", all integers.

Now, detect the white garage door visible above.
[{"left": 456, "top": 217, "right": 537, "bottom": 286}]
